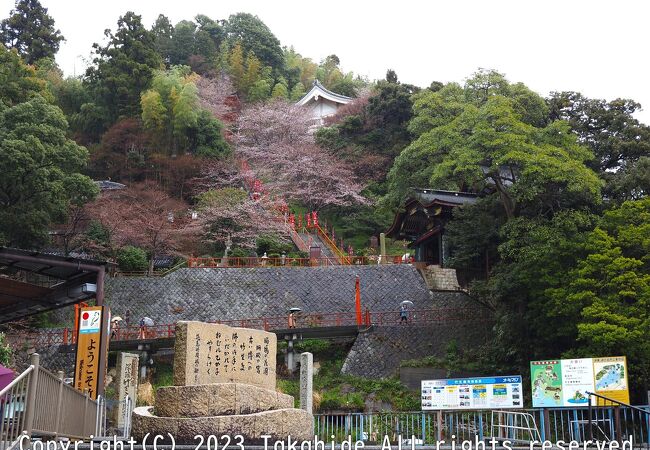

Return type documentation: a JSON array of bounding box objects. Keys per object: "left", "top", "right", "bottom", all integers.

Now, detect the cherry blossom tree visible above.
[
  {"left": 186, "top": 188, "right": 289, "bottom": 250},
  {"left": 196, "top": 74, "right": 237, "bottom": 124},
  {"left": 88, "top": 182, "right": 188, "bottom": 274},
  {"left": 235, "top": 100, "right": 368, "bottom": 210}
]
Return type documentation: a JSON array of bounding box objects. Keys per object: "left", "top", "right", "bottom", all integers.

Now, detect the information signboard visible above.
[
  {"left": 530, "top": 356, "right": 629, "bottom": 407},
  {"left": 421, "top": 375, "right": 523, "bottom": 410}
]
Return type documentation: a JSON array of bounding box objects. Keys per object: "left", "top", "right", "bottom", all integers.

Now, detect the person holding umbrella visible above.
[
  {"left": 288, "top": 307, "right": 301, "bottom": 328},
  {"left": 139, "top": 317, "right": 154, "bottom": 339},
  {"left": 110, "top": 316, "right": 123, "bottom": 339},
  {"left": 400, "top": 300, "right": 413, "bottom": 324}
]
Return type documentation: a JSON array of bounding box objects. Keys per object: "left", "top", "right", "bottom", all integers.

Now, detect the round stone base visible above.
[
  {"left": 155, "top": 383, "right": 294, "bottom": 417},
  {"left": 132, "top": 406, "right": 314, "bottom": 444}
]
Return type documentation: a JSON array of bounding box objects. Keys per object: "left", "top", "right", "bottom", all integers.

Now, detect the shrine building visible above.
[
  {"left": 386, "top": 188, "right": 478, "bottom": 267},
  {"left": 296, "top": 80, "right": 352, "bottom": 128}
]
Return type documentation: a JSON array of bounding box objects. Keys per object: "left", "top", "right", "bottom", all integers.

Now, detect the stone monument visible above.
[
  {"left": 115, "top": 352, "right": 139, "bottom": 430},
  {"left": 132, "top": 321, "right": 313, "bottom": 443}
]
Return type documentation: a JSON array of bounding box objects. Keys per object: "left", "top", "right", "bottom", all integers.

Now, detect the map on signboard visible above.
[
  {"left": 594, "top": 362, "right": 625, "bottom": 390},
  {"left": 79, "top": 309, "right": 102, "bottom": 334},
  {"left": 531, "top": 361, "right": 563, "bottom": 407},
  {"left": 531, "top": 356, "right": 629, "bottom": 407}
]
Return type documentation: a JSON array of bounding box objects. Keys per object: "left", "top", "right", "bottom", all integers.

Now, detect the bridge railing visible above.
[
  {"left": 8, "top": 308, "right": 490, "bottom": 348},
  {"left": 187, "top": 255, "right": 408, "bottom": 268}
]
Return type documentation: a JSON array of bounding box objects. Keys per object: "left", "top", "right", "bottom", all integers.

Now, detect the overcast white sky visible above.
[{"left": 2, "top": 0, "right": 649, "bottom": 124}]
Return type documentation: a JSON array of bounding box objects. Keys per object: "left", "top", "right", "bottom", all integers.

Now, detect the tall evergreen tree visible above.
[
  {"left": 0, "top": 0, "right": 64, "bottom": 64},
  {"left": 85, "top": 12, "right": 162, "bottom": 126}
]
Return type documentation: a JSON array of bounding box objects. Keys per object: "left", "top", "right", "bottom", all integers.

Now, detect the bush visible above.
[
  {"left": 117, "top": 246, "right": 148, "bottom": 272},
  {"left": 0, "top": 333, "right": 12, "bottom": 366},
  {"left": 256, "top": 234, "right": 293, "bottom": 255}
]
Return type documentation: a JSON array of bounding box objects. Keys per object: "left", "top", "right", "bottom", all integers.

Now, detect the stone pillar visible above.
[
  {"left": 299, "top": 352, "right": 313, "bottom": 415},
  {"left": 115, "top": 352, "right": 140, "bottom": 430},
  {"left": 379, "top": 232, "right": 386, "bottom": 263},
  {"left": 286, "top": 334, "right": 297, "bottom": 373}
]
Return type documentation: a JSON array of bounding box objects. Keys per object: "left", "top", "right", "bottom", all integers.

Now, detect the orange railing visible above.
[
  {"left": 7, "top": 308, "right": 491, "bottom": 348},
  {"left": 314, "top": 224, "right": 350, "bottom": 264},
  {"left": 187, "top": 255, "right": 407, "bottom": 268}
]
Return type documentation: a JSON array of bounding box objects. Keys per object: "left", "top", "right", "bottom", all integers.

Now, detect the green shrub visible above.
[
  {"left": 117, "top": 246, "right": 148, "bottom": 272},
  {"left": 256, "top": 234, "right": 293, "bottom": 255},
  {"left": 0, "top": 333, "right": 12, "bottom": 366}
]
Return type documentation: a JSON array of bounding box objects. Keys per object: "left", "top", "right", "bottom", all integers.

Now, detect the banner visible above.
[
  {"left": 421, "top": 376, "right": 523, "bottom": 410},
  {"left": 74, "top": 305, "right": 110, "bottom": 400},
  {"left": 530, "top": 357, "right": 629, "bottom": 407}
]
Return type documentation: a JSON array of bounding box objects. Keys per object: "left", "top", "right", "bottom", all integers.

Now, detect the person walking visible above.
[{"left": 400, "top": 304, "right": 409, "bottom": 324}]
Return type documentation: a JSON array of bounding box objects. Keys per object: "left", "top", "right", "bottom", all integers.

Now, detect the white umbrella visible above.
[
  {"left": 111, "top": 316, "right": 123, "bottom": 322},
  {"left": 400, "top": 301, "right": 414, "bottom": 308},
  {"left": 142, "top": 317, "right": 154, "bottom": 327},
  {"left": 289, "top": 307, "right": 302, "bottom": 313}
]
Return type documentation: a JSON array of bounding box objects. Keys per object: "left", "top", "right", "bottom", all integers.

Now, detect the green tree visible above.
[
  {"left": 0, "top": 44, "right": 48, "bottom": 106},
  {"left": 271, "top": 78, "right": 288, "bottom": 99},
  {"left": 228, "top": 42, "right": 245, "bottom": 93},
  {"left": 242, "top": 52, "right": 261, "bottom": 95},
  {"left": 0, "top": 96, "right": 98, "bottom": 247},
  {"left": 117, "top": 245, "right": 148, "bottom": 272},
  {"left": 548, "top": 91, "right": 650, "bottom": 201},
  {"left": 225, "top": 13, "right": 284, "bottom": 74},
  {"left": 387, "top": 76, "right": 601, "bottom": 217},
  {"left": 289, "top": 81, "right": 306, "bottom": 101},
  {"left": 247, "top": 79, "right": 271, "bottom": 102},
  {"left": 151, "top": 14, "right": 174, "bottom": 64},
  {"left": 169, "top": 20, "right": 197, "bottom": 65},
  {"left": 85, "top": 12, "right": 162, "bottom": 126},
  {"left": 0, "top": 0, "right": 64, "bottom": 64},
  {"left": 190, "top": 109, "right": 230, "bottom": 158},
  {"left": 549, "top": 199, "right": 650, "bottom": 390}
]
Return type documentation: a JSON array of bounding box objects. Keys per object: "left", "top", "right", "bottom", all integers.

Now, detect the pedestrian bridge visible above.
[{"left": 10, "top": 307, "right": 488, "bottom": 351}]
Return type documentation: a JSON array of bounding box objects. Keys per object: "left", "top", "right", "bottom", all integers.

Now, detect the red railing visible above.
[
  {"left": 7, "top": 308, "right": 491, "bottom": 349},
  {"left": 187, "top": 255, "right": 408, "bottom": 268}
]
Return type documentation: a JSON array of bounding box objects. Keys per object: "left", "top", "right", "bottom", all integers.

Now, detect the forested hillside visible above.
[{"left": 1, "top": 1, "right": 648, "bottom": 398}]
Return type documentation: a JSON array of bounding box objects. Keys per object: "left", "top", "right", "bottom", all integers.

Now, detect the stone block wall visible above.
[{"left": 422, "top": 265, "right": 461, "bottom": 290}]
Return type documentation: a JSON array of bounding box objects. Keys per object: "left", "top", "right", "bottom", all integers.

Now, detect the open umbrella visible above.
[
  {"left": 0, "top": 365, "right": 14, "bottom": 391},
  {"left": 400, "top": 301, "right": 414, "bottom": 308},
  {"left": 142, "top": 317, "right": 155, "bottom": 327},
  {"left": 111, "top": 316, "right": 123, "bottom": 322},
  {"left": 288, "top": 307, "right": 302, "bottom": 313}
]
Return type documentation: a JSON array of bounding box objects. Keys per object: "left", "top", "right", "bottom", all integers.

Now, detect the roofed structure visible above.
[
  {"left": 387, "top": 189, "right": 478, "bottom": 267},
  {"left": 0, "top": 247, "right": 111, "bottom": 324},
  {"left": 296, "top": 80, "right": 352, "bottom": 128}
]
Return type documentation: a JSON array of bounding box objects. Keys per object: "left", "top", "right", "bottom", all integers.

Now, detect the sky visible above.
[{"left": 2, "top": 0, "right": 649, "bottom": 124}]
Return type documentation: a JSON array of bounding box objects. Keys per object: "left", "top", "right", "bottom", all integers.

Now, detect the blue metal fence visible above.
[{"left": 314, "top": 406, "right": 650, "bottom": 446}]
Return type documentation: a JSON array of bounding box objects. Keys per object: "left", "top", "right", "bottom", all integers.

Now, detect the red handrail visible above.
[{"left": 6, "top": 308, "right": 491, "bottom": 349}]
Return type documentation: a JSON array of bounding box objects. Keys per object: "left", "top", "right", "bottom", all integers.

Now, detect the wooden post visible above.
[
  {"left": 24, "top": 353, "right": 40, "bottom": 440},
  {"left": 54, "top": 370, "right": 64, "bottom": 437}
]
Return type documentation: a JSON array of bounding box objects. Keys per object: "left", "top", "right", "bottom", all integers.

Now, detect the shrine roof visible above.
[{"left": 296, "top": 80, "right": 353, "bottom": 106}]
